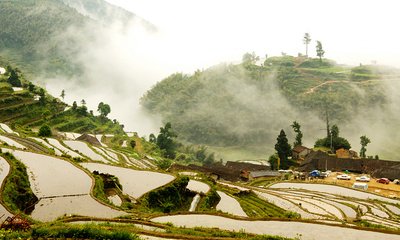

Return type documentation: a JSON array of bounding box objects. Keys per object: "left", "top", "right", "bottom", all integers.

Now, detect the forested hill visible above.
[
  {"left": 141, "top": 56, "right": 400, "bottom": 159},
  {"left": 0, "top": 0, "right": 149, "bottom": 77},
  {"left": 0, "top": 64, "right": 123, "bottom": 134}
]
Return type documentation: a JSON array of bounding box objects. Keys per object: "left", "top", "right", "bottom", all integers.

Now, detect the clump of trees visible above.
[
  {"left": 146, "top": 176, "right": 193, "bottom": 213},
  {"left": 38, "top": 125, "right": 51, "bottom": 137},
  {"left": 314, "top": 124, "right": 351, "bottom": 152},
  {"left": 156, "top": 122, "right": 177, "bottom": 159},
  {"left": 97, "top": 102, "right": 111, "bottom": 117}
]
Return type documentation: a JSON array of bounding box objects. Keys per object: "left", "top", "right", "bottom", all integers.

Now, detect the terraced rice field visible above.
[
  {"left": 80, "top": 163, "right": 175, "bottom": 198},
  {"left": 0, "top": 157, "right": 13, "bottom": 220},
  {"left": 216, "top": 191, "right": 247, "bottom": 217},
  {"left": 0, "top": 135, "right": 25, "bottom": 149},
  {"left": 271, "top": 183, "right": 400, "bottom": 204},
  {"left": 254, "top": 183, "right": 400, "bottom": 228},
  {"left": 30, "top": 137, "right": 63, "bottom": 156},
  {"left": 0, "top": 123, "right": 18, "bottom": 135},
  {"left": 186, "top": 180, "right": 210, "bottom": 194},
  {"left": 152, "top": 214, "right": 400, "bottom": 240},
  {"left": 46, "top": 138, "right": 83, "bottom": 158},
  {"left": 2, "top": 149, "right": 123, "bottom": 221},
  {"left": 64, "top": 140, "right": 108, "bottom": 162}
]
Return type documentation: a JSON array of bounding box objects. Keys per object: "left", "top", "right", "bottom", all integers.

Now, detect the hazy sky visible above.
[{"left": 106, "top": 0, "right": 400, "bottom": 69}]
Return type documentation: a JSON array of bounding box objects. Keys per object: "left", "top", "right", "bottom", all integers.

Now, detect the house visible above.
[{"left": 292, "top": 146, "right": 311, "bottom": 160}]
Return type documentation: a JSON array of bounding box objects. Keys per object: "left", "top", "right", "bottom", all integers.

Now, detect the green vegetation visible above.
[
  {"left": 198, "top": 188, "right": 221, "bottom": 210},
  {"left": 143, "top": 176, "right": 194, "bottom": 213},
  {"left": 0, "top": 0, "right": 88, "bottom": 77},
  {"left": 314, "top": 124, "right": 351, "bottom": 151},
  {"left": 31, "top": 224, "right": 137, "bottom": 240},
  {"left": 0, "top": 65, "right": 124, "bottom": 134},
  {"left": 275, "top": 130, "right": 293, "bottom": 169},
  {"left": 141, "top": 55, "right": 389, "bottom": 158},
  {"left": 291, "top": 121, "right": 303, "bottom": 147},
  {"left": 360, "top": 135, "right": 371, "bottom": 158},
  {"left": 1, "top": 152, "right": 38, "bottom": 214},
  {"left": 38, "top": 125, "right": 51, "bottom": 137}
]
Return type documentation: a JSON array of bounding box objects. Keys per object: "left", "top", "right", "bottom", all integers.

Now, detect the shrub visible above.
[{"left": 38, "top": 125, "right": 51, "bottom": 137}]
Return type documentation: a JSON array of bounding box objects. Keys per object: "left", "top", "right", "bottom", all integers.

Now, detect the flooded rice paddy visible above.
[
  {"left": 216, "top": 191, "right": 247, "bottom": 217},
  {"left": 80, "top": 163, "right": 175, "bottom": 198},
  {"left": 152, "top": 214, "right": 400, "bottom": 240}
]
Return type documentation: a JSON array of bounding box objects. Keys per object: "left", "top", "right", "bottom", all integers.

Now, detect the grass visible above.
[
  {"left": 1, "top": 152, "right": 38, "bottom": 214},
  {"left": 31, "top": 224, "right": 138, "bottom": 240}
]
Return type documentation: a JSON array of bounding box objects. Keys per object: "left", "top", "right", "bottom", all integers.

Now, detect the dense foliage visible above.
[
  {"left": 145, "top": 176, "right": 194, "bottom": 213},
  {"left": 0, "top": 66, "right": 124, "bottom": 134},
  {"left": 141, "top": 56, "right": 388, "bottom": 155},
  {"left": 1, "top": 152, "right": 38, "bottom": 214}
]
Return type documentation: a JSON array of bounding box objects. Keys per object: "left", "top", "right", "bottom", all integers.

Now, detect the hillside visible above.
[
  {"left": 0, "top": 0, "right": 151, "bottom": 78},
  {"left": 141, "top": 56, "right": 400, "bottom": 159},
  {"left": 0, "top": 65, "right": 123, "bottom": 134}
]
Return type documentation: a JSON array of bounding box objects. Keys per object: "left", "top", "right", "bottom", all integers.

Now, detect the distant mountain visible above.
[
  {"left": 141, "top": 56, "right": 400, "bottom": 159},
  {"left": 0, "top": 0, "right": 153, "bottom": 77}
]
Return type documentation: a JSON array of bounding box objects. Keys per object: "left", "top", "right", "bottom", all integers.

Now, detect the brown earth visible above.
[{"left": 309, "top": 172, "right": 400, "bottom": 198}]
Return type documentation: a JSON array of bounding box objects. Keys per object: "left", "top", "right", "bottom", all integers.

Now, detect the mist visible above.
[{"left": 36, "top": 0, "right": 400, "bottom": 160}]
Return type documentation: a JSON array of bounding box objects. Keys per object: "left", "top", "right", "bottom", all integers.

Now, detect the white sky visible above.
[{"left": 106, "top": 0, "right": 400, "bottom": 69}]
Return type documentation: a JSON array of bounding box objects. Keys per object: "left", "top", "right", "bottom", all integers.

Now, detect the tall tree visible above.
[
  {"left": 97, "top": 102, "right": 111, "bottom": 117},
  {"left": 7, "top": 68, "right": 21, "bottom": 87},
  {"left": 291, "top": 121, "right": 303, "bottom": 146},
  {"left": 242, "top": 52, "right": 260, "bottom": 67},
  {"left": 81, "top": 99, "right": 86, "bottom": 106},
  {"left": 156, "top": 122, "right": 177, "bottom": 159},
  {"left": 316, "top": 41, "right": 325, "bottom": 61},
  {"left": 60, "top": 90, "right": 65, "bottom": 100},
  {"left": 303, "top": 33, "right": 311, "bottom": 57},
  {"left": 360, "top": 135, "right": 371, "bottom": 158},
  {"left": 331, "top": 125, "right": 339, "bottom": 138},
  {"left": 274, "top": 129, "right": 292, "bottom": 169}
]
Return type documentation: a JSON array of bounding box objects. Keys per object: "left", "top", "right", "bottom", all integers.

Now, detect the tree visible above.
[
  {"left": 268, "top": 153, "right": 279, "bottom": 170},
  {"left": 291, "top": 121, "right": 303, "bottom": 146},
  {"left": 274, "top": 129, "right": 292, "bottom": 169},
  {"left": 72, "top": 101, "right": 78, "bottom": 110},
  {"left": 331, "top": 125, "right": 339, "bottom": 138},
  {"left": 156, "top": 122, "right": 177, "bottom": 159},
  {"left": 314, "top": 125, "right": 351, "bottom": 151},
  {"left": 7, "top": 68, "right": 22, "bottom": 87},
  {"left": 60, "top": 90, "right": 65, "bottom": 100},
  {"left": 316, "top": 41, "right": 325, "bottom": 61},
  {"left": 360, "top": 135, "right": 371, "bottom": 158},
  {"left": 97, "top": 102, "right": 111, "bottom": 117},
  {"left": 38, "top": 88, "right": 46, "bottom": 105},
  {"left": 242, "top": 52, "right": 260, "bottom": 67},
  {"left": 303, "top": 33, "right": 311, "bottom": 57},
  {"left": 28, "top": 82, "right": 35, "bottom": 92},
  {"left": 129, "top": 140, "right": 136, "bottom": 149},
  {"left": 149, "top": 134, "right": 157, "bottom": 143},
  {"left": 38, "top": 125, "right": 51, "bottom": 137},
  {"left": 81, "top": 99, "right": 86, "bottom": 106}
]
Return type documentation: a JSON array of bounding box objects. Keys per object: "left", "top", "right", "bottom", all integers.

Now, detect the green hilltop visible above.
[
  {"left": 141, "top": 55, "right": 400, "bottom": 159},
  {"left": 0, "top": 65, "right": 123, "bottom": 135},
  {"left": 0, "top": 0, "right": 150, "bottom": 78}
]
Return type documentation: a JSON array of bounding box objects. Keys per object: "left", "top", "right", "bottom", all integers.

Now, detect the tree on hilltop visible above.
[
  {"left": 316, "top": 41, "right": 325, "bottom": 61},
  {"left": 303, "top": 33, "right": 311, "bottom": 57},
  {"left": 360, "top": 135, "right": 371, "bottom": 158},
  {"left": 97, "top": 102, "right": 111, "bottom": 117}
]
